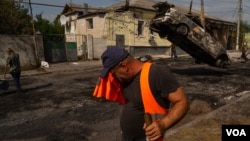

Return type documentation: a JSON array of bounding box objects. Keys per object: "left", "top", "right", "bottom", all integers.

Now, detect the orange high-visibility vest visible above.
[
  {"left": 140, "top": 62, "right": 168, "bottom": 141},
  {"left": 140, "top": 62, "right": 169, "bottom": 115}
]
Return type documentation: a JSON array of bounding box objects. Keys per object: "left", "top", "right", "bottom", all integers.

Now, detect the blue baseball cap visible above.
[{"left": 100, "top": 47, "right": 129, "bottom": 77}]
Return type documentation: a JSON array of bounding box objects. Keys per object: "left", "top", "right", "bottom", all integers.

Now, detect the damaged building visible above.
[{"left": 59, "top": 0, "right": 236, "bottom": 61}]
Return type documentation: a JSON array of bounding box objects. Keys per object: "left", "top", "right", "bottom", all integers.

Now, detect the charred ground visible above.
[{"left": 0, "top": 57, "right": 249, "bottom": 141}]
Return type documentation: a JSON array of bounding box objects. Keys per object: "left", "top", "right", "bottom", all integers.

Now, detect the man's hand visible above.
[
  {"left": 144, "top": 87, "right": 189, "bottom": 141},
  {"left": 144, "top": 120, "right": 164, "bottom": 141}
]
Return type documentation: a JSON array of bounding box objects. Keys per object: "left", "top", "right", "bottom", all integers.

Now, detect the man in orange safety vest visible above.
[{"left": 93, "top": 47, "right": 189, "bottom": 141}]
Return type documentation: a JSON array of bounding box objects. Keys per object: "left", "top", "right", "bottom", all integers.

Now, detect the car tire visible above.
[
  {"left": 216, "top": 55, "right": 230, "bottom": 68},
  {"left": 176, "top": 24, "right": 189, "bottom": 36},
  {"left": 216, "top": 59, "right": 227, "bottom": 68},
  {"left": 159, "top": 32, "right": 167, "bottom": 38}
]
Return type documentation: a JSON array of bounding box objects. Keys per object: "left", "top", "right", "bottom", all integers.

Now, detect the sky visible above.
[{"left": 29, "top": 0, "right": 250, "bottom": 23}]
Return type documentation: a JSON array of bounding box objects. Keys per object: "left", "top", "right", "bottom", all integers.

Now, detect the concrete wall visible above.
[
  {"left": 0, "top": 35, "right": 43, "bottom": 73},
  {"left": 129, "top": 46, "right": 169, "bottom": 56},
  {"left": 105, "top": 10, "right": 172, "bottom": 47},
  {"left": 93, "top": 37, "right": 107, "bottom": 59},
  {"left": 73, "top": 9, "right": 172, "bottom": 59},
  {"left": 75, "top": 14, "right": 106, "bottom": 57}
]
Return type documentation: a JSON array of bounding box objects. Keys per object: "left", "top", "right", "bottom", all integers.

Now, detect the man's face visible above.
[{"left": 110, "top": 62, "right": 132, "bottom": 82}]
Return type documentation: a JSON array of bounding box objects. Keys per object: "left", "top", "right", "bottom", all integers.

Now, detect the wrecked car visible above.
[{"left": 150, "top": 1, "right": 231, "bottom": 67}]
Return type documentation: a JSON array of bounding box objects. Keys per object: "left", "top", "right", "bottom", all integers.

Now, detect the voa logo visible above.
[{"left": 226, "top": 129, "right": 246, "bottom": 136}]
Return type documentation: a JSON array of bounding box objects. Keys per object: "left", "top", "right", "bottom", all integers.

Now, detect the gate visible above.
[{"left": 43, "top": 34, "right": 77, "bottom": 63}]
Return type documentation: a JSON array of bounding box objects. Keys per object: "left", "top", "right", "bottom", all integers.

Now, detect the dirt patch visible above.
[
  {"left": 166, "top": 93, "right": 250, "bottom": 141},
  {"left": 189, "top": 99, "right": 212, "bottom": 115}
]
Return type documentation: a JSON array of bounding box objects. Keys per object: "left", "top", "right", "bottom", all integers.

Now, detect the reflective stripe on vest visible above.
[{"left": 140, "top": 62, "right": 168, "bottom": 117}]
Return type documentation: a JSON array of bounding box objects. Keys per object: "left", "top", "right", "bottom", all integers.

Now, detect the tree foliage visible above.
[
  {"left": 0, "top": 0, "right": 64, "bottom": 36},
  {"left": 34, "top": 14, "right": 64, "bottom": 35},
  {"left": 0, "top": 0, "right": 33, "bottom": 34},
  {"left": 52, "top": 15, "right": 65, "bottom": 34},
  {"left": 241, "top": 21, "right": 250, "bottom": 33}
]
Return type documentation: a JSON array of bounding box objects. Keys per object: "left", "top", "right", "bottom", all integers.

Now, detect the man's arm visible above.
[{"left": 145, "top": 87, "right": 189, "bottom": 140}]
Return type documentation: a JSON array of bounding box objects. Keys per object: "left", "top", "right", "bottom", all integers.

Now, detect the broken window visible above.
[
  {"left": 86, "top": 18, "right": 93, "bottom": 29},
  {"left": 138, "top": 21, "right": 144, "bottom": 36}
]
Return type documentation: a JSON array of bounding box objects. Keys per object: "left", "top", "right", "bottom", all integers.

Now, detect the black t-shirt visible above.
[{"left": 120, "top": 64, "right": 180, "bottom": 140}]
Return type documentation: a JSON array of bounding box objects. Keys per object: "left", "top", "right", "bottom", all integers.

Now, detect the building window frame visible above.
[
  {"left": 86, "top": 18, "right": 93, "bottom": 29},
  {"left": 138, "top": 20, "right": 144, "bottom": 36}
]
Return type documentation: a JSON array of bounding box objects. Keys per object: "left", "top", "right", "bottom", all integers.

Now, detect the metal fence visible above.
[{"left": 43, "top": 34, "right": 78, "bottom": 63}]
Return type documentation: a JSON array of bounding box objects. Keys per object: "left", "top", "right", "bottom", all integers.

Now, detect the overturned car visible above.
[{"left": 150, "top": 2, "right": 231, "bottom": 67}]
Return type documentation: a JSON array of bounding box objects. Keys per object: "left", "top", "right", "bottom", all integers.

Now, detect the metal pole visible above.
[
  {"left": 28, "top": 0, "right": 39, "bottom": 65},
  {"left": 236, "top": 0, "right": 242, "bottom": 50},
  {"left": 200, "top": 0, "right": 205, "bottom": 31},
  {"left": 188, "top": 0, "right": 193, "bottom": 15}
]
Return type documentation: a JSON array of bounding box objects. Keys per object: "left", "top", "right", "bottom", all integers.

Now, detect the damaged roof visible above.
[
  {"left": 107, "top": 0, "right": 156, "bottom": 11},
  {"left": 61, "top": 3, "right": 106, "bottom": 16}
]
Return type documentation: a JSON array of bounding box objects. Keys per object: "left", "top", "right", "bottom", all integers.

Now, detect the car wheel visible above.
[
  {"left": 176, "top": 24, "right": 189, "bottom": 36},
  {"left": 216, "top": 59, "right": 227, "bottom": 68},
  {"left": 159, "top": 32, "right": 167, "bottom": 38},
  {"left": 216, "top": 55, "right": 230, "bottom": 68},
  {"left": 216, "top": 59, "right": 222, "bottom": 67}
]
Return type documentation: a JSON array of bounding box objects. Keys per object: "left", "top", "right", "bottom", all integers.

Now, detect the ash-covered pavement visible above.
[{"left": 0, "top": 54, "right": 249, "bottom": 141}]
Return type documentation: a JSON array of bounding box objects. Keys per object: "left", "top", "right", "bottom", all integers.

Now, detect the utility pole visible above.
[
  {"left": 188, "top": 0, "right": 193, "bottom": 15},
  {"left": 200, "top": 0, "right": 205, "bottom": 30},
  {"left": 28, "top": 0, "right": 39, "bottom": 66},
  {"left": 200, "top": 0, "right": 206, "bottom": 46},
  {"left": 28, "top": 0, "right": 35, "bottom": 41},
  {"left": 236, "top": 0, "right": 242, "bottom": 50}
]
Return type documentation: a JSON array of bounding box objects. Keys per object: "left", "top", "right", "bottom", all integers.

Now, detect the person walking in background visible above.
[
  {"left": 4, "top": 48, "right": 22, "bottom": 93},
  {"left": 93, "top": 47, "right": 189, "bottom": 141},
  {"left": 170, "top": 43, "right": 178, "bottom": 59}
]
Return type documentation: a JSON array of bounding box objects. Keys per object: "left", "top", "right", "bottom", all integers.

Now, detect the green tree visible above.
[
  {"left": 34, "top": 14, "right": 53, "bottom": 34},
  {"left": 34, "top": 14, "right": 64, "bottom": 34},
  {"left": 236, "top": 21, "right": 250, "bottom": 49},
  {"left": 34, "top": 14, "right": 64, "bottom": 41},
  {"left": 241, "top": 21, "right": 250, "bottom": 33},
  {"left": 0, "top": 0, "right": 32, "bottom": 34},
  {"left": 52, "top": 14, "right": 65, "bottom": 34}
]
